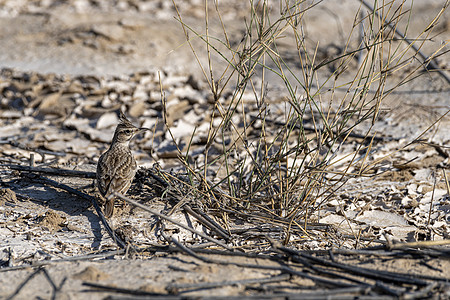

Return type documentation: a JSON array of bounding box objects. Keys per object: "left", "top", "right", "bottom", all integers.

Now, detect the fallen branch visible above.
[
  {"left": 6, "top": 267, "right": 66, "bottom": 300},
  {"left": 5, "top": 164, "right": 96, "bottom": 178},
  {"left": 29, "top": 175, "right": 126, "bottom": 249},
  {"left": 0, "top": 250, "right": 125, "bottom": 273},
  {"left": 113, "top": 192, "right": 233, "bottom": 251},
  {"left": 278, "top": 246, "right": 430, "bottom": 286},
  {"left": 388, "top": 239, "right": 450, "bottom": 250}
]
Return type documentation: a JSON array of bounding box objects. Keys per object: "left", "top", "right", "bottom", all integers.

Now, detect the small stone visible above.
[
  {"left": 73, "top": 266, "right": 109, "bottom": 281},
  {"left": 0, "top": 188, "right": 17, "bottom": 205},
  {"left": 129, "top": 102, "right": 147, "bottom": 118},
  {"left": 166, "top": 119, "right": 195, "bottom": 140},
  {"left": 172, "top": 85, "right": 201, "bottom": 103},
  {"left": 91, "top": 24, "right": 125, "bottom": 41},
  {"left": 119, "top": 18, "right": 145, "bottom": 29},
  {"left": 166, "top": 99, "right": 190, "bottom": 126},
  {"left": 96, "top": 112, "right": 119, "bottom": 129},
  {"left": 133, "top": 86, "right": 148, "bottom": 101}
]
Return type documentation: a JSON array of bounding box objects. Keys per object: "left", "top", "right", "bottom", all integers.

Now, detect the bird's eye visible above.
[{"left": 124, "top": 129, "right": 131, "bottom": 135}]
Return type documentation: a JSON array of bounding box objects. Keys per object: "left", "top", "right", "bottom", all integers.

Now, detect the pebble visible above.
[{"left": 96, "top": 112, "right": 119, "bottom": 129}]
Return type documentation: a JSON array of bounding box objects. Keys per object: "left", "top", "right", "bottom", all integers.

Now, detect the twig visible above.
[
  {"left": 0, "top": 250, "right": 126, "bottom": 273},
  {"left": 278, "top": 247, "right": 429, "bottom": 286},
  {"left": 168, "top": 238, "right": 360, "bottom": 289},
  {"left": 6, "top": 267, "right": 66, "bottom": 300},
  {"left": 388, "top": 239, "right": 450, "bottom": 250},
  {"left": 256, "top": 117, "right": 396, "bottom": 142},
  {"left": 402, "top": 282, "right": 438, "bottom": 300},
  {"left": 359, "top": 0, "right": 450, "bottom": 84},
  {"left": 29, "top": 175, "right": 126, "bottom": 249},
  {"left": 5, "top": 164, "right": 96, "bottom": 178},
  {"left": 82, "top": 282, "right": 163, "bottom": 296},
  {"left": 427, "top": 173, "right": 437, "bottom": 226},
  {"left": 113, "top": 192, "right": 233, "bottom": 251},
  {"left": 183, "top": 205, "right": 231, "bottom": 241},
  {"left": 167, "top": 273, "right": 291, "bottom": 294}
]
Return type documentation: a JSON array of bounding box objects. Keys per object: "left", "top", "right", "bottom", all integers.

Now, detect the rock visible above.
[
  {"left": 73, "top": 266, "right": 109, "bottom": 281},
  {"left": 91, "top": 24, "right": 125, "bottom": 41},
  {"left": 38, "top": 210, "right": 67, "bottom": 233},
  {"left": 36, "top": 93, "right": 76, "bottom": 118},
  {"left": 162, "top": 75, "right": 188, "bottom": 88},
  {"left": 66, "top": 138, "right": 96, "bottom": 155},
  {"left": 172, "top": 85, "right": 202, "bottom": 104},
  {"left": 0, "top": 122, "right": 23, "bottom": 138},
  {"left": 129, "top": 101, "right": 147, "bottom": 118},
  {"left": 87, "top": 128, "right": 114, "bottom": 143},
  {"left": 132, "top": 86, "right": 148, "bottom": 102},
  {"left": 104, "top": 80, "right": 133, "bottom": 94},
  {"left": 0, "top": 110, "right": 22, "bottom": 118},
  {"left": 96, "top": 112, "right": 119, "bottom": 129},
  {"left": 44, "top": 140, "right": 67, "bottom": 152},
  {"left": 65, "top": 81, "right": 85, "bottom": 94},
  {"left": 156, "top": 139, "right": 179, "bottom": 159},
  {"left": 119, "top": 18, "right": 146, "bottom": 29},
  {"left": 64, "top": 116, "right": 113, "bottom": 142},
  {"left": 0, "top": 188, "right": 17, "bottom": 205},
  {"left": 186, "top": 74, "right": 201, "bottom": 90},
  {"left": 355, "top": 210, "right": 408, "bottom": 227},
  {"left": 166, "top": 99, "right": 190, "bottom": 126},
  {"left": 166, "top": 119, "right": 195, "bottom": 140},
  {"left": 182, "top": 109, "right": 204, "bottom": 125}
]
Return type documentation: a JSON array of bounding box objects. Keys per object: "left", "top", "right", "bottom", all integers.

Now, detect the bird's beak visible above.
[{"left": 137, "top": 127, "right": 151, "bottom": 135}]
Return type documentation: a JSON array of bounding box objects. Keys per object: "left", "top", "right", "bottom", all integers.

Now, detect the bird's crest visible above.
[{"left": 118, "top": 110, "right": 135, "bottom": 129}]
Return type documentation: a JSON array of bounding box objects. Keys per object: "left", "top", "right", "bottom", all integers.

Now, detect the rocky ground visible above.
[{"left": 0, "top": 0, "right": 449, "bottom": 299}]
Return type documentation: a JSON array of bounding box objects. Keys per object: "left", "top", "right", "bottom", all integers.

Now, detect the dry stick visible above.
[
  {"left": 374, "top": 281, "right": 406, "bottom": 298},
  {"left": 83, "top": 282, "right": 365, "bottom": 300},
  {"left": 359, "top": 0, "right": 450, "bottom": 84},
  {"left": 30, "top": 175, "right": 126, "bottom": 249},
  {"left": 402, "top": 282, "right": 439, "bottom": 300},
  {"left": 427, "top": 173, "right": 437, "bottom": 226},
  {"left": 262, "top": 117, "right": 395, "bottom": 142},
  {"left": 139, "top": 169, "right": 231, "bottom": 241},
  {"left": 82, "top": 282, "right": 163, "bottom": 297},
  {"left": 389, "top": 239, "right": 450, "bottom": 250},
  {"left": 183, "top": 205, "right": 231, "bottom": 241},
  {"left": 166, "top": 244, "right": 449, "bottom": 290},
  {"left": 279, "top": 247, "right": 430, "bottom": 286},
  {"left": 113, "top": 192, "right": 233, "bottom": 251},
  {"left": 168, "top": 237, "right": 360, "bottom": 289},
  {"left": 167, "top": 273, "right": 291, "bottom": 294},
  {"left": 0, "top": 250, "right": 126, "bottom": 273},
  {"left": 289, "top": 254, "right": 369, "bottom": 286},
  {"left": 6, "top": 267, "right": 66, "bottom": 300},
  {"left": 5, "top": 164, "right": 96, "bottom": 178},
  {"left": 178, "top": 245, "right": 449, "bottom": 281},
  {"left": 329, "top": 248, "right": 430, "bottom": 258},
  {"left": 173, "top": 243, "right": 443, "bottom": 298},
  {"left": 29, "top": 153, "right": 35, "bottom": 167},
  {"left": 443, "top": 168, "right": 450, "bottom": 196}
]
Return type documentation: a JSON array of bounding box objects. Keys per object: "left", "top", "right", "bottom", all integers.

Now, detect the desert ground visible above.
[{"left": 0, "top": 0, "right": 449, "bottom": 299}]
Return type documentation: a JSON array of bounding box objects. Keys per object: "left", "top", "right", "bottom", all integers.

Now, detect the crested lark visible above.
[{"left": 96, "top": 110, "right": 148, "bottom": 217}]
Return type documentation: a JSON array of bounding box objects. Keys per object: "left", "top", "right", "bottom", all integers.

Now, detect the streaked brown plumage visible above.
[{"left": 96, "top": 111, "right": 148, "bottom": 217}]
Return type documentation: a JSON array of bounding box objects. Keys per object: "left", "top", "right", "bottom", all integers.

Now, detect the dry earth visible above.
[{"left": 0, "top": 0, "right": 449, "bottom": 299}]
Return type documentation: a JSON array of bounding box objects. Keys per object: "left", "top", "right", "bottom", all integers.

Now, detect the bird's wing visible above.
[
  {"left": 96, "top": 152, "right": 113, "bottom": 197},
  {"left": 97, "top": 149, "right": 137, "bottom": 197}
]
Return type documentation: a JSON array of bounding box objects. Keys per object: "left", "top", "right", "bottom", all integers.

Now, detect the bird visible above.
[{"left": 96, "top": 110, "right": 149, "bottom": 217}]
